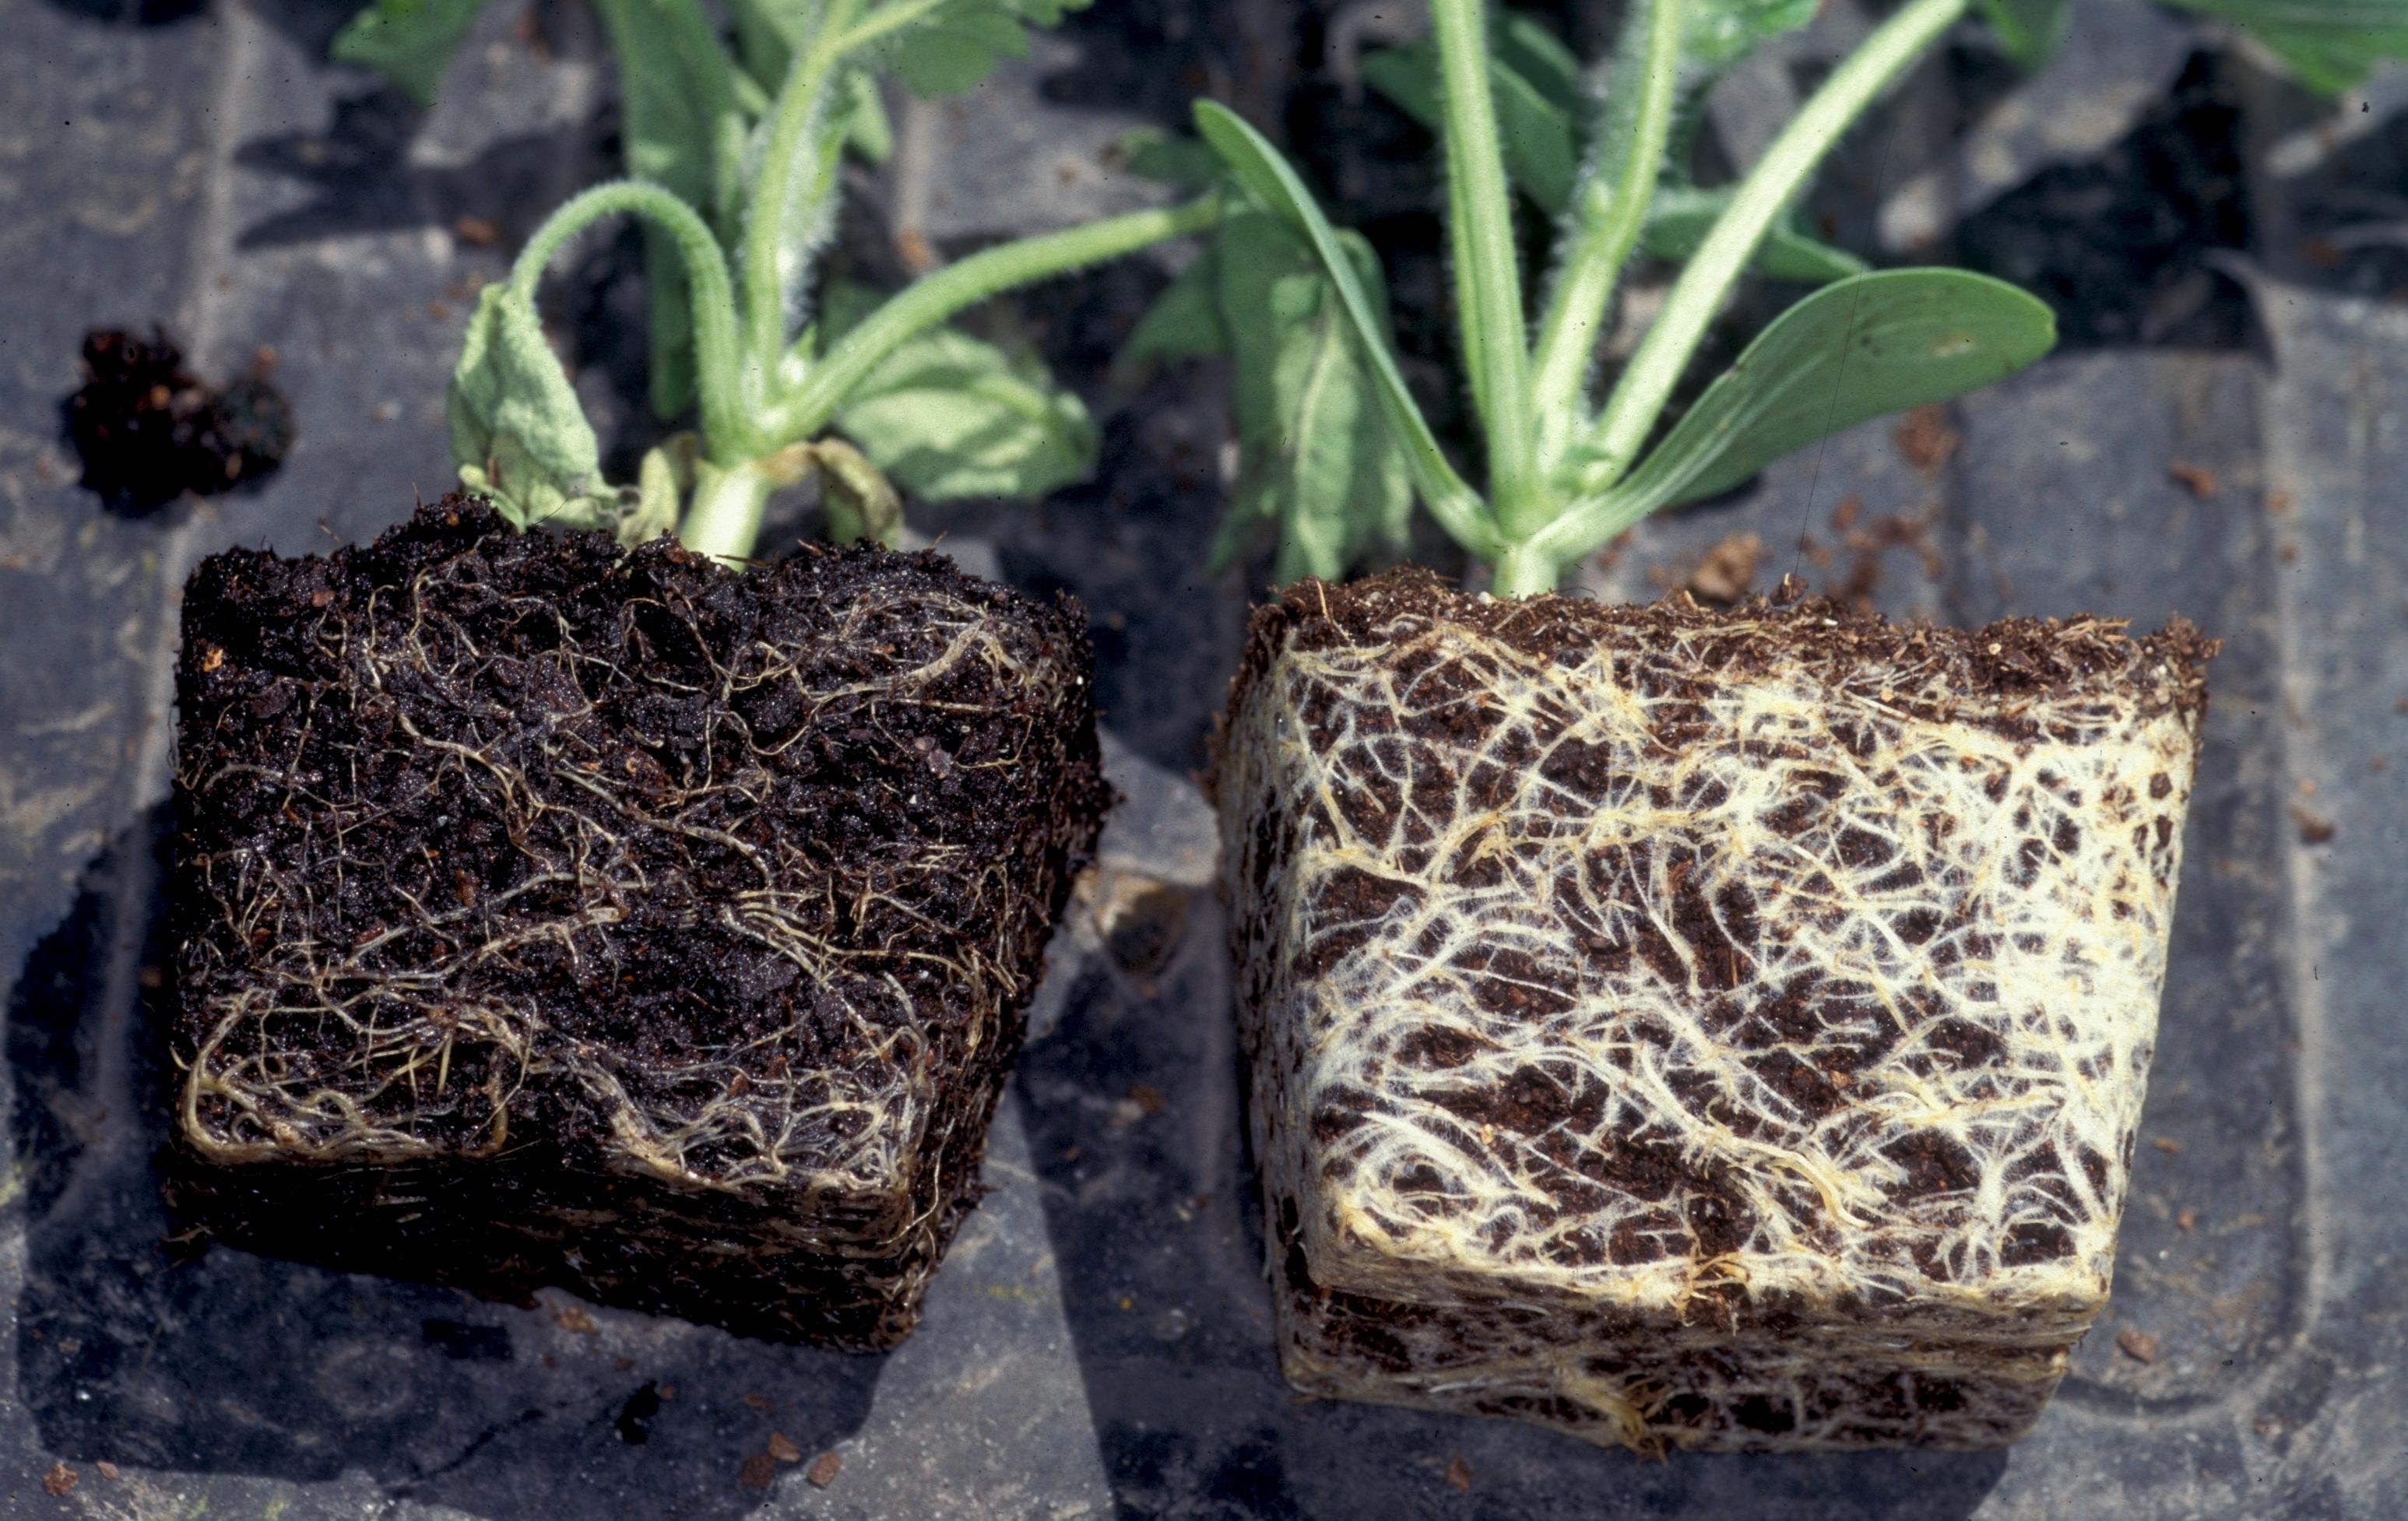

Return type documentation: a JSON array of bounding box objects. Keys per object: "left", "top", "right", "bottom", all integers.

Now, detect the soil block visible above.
[
  {"left": 1215, "top": 572, "right": 2215, "bottom": 1451},
  {"left": 167, "top": 501, "right": 1105, "bottom": 1350}
]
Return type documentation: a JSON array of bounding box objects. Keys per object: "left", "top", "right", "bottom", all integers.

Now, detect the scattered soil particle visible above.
[
  {"left": 2117, "top": 1329, "right": 2161, "bottom": 1365},
  {"left": 1443, "top": 1452, "right": 1472, "bottom": 1492},
  {"left": 66, "top": 328, "right": 293, "bottom": 510},
  {"left": 452, "top": 214, "right": 500, "bottom": 247},
  {"left": 2176, "top": 1209, "right": 2198, "bottom": 1232},
  {"left": 1893, "top": 404, "right": 1960, "bottom": 478},
  {"left": 2152, "top": 1136, "right": 2185, "bottom": 1154},
  {"left": 806, "top": 1450, "right": 844, "bottom": 1488},
  {"left": 2293, "top": 806, "right": 2337, "bottom": 845},
  {"left": 2265, "top": 490, "right": 2293, "bottom": 517},
  {"left": 743, "top": 1393, "right": 774, "bottom": 1411},
  {"left": 1830, "top": 496, "right": 1861, "bottom": 532},
  {"left": 42, "top": 1462, "right": 75, "bottom": 1497},
  {"left": 1129, "top": 1083, "right": 1169, "bottom": 1116},
  {"left": 553, "top": 1305, "right": 597, "bottom": 1333},
  {"left": 2167, "top": 462, "right": 2220, "bottom": 499},
  {"left": 1686, "top": 532, "right": 1764, "bottom": 606},
  {"left": 738, "top": 1451, "right": 779, "bottom": 1491},
  {"left": 94, "top": 1461, "right": 119, "bottom": 1481},
  {"left": 767, "top": 1432, "right": 803, "bottom": 1463}
]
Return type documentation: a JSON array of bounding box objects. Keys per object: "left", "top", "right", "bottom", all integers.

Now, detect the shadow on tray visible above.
[
  {"left": 4, "top": 810, "right": 884, "bottom": 1519},
  {"left": 1014, "top": 896, "right": 2011, "bottom": 1521}
]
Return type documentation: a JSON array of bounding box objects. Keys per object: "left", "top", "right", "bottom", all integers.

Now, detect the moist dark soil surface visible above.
[
  {"left": 168, "top": 500, "right": 1106, "bottom": 1349},
  {"left": 1224, "top": 571, "right": 2220, "bottom": 760},
  {"left": 65, "top": 328, "right": 292, "bottom": 511}
]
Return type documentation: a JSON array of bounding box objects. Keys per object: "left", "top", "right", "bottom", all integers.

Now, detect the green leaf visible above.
[
  {"left": 331, "top": 0, "right": 489, "bottom": 104},
  {"left": 1121, "top": 249, "right": 1231, "bottom": 365},
  {"left": 1684, "top": 0, "right": 1819, "bottom": 76},
  {"left": 1492, "top": 12, "right": 1582, "bottom": 113},
  {"left": 830, "top": 289, "right": 1099, "bottom": 501},
  {"left": 866, "top": 0, "right": 1097, "bottom": 99},
  {"left": 728, "top": 0, "right": 816, "bottom": 90},
  {"left": 448, "top": 284, "right": 610, "bottom": 531},
  {"left": 1214, "top": 209, "right": 1411, "bottom": 581},
  {"left": 1116, "top": 127, "right": 1226, "bottom": 190},
  {"left": 1976, "top": 0, "right": 2071, "bottom": 69},
  {"left": 587, "top": 0, "right": 749, "bottom": 419},
  {"left": 842, "top": 67, "right": 897, "bottom": 163},
  {"left": 1641, "top": 187, "right": 1868, "bottom": 285},
  {"left": 1360, "top": 34, "right": 1580, "bottom": 216},
  {"left": 1581, "top": 269, "right": 2055, "bottom": 527},
  {"left": 1191, "top": 100, "right": 1495, "bottom": 557},
  {"left": 2164, "top": 0, "right": 2408, "bottom": 93}
]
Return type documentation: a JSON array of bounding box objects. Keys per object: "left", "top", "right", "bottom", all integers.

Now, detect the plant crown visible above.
[
  {"left": 338, "top": 0, "right": 1214, "bottom": 563},
  {"left": 1127, "top": 0, "right": 2403, "bottom": 596}
]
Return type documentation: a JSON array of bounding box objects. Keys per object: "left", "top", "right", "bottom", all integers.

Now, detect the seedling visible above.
[
  {"left": 1149, "top": 0, "right": 2068, "bottom": 592},
  {"left": 1201, "top": 0, "right": 2226, "bottom": 1453},
  {"left": 337, "top": 0, "right": 1214, "bottom": 561}
]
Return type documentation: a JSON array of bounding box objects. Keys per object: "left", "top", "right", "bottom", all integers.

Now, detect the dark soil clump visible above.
[
  {"left": 66, "top": 328, "right": 293, "bottom": 511},
  {"left": 168, "top": 500, "right": 1105, "bottom": 1349}
]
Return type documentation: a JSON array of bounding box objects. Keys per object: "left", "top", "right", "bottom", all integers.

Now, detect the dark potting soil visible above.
[
  {"left": 167, "top": 500, "right": 1106, "bottom": 1349},
  {"left": 65, "top": 328, "right": 294, "bottom": 511}
]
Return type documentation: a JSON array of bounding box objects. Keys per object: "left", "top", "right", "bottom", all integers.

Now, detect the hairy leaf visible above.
[
  {"left": 826, "top": 283, "right": 1098, "bottom": 501},
  {"left": 1976, "top": 0, "right": 2071, "bottom": 69},
  {"left": 1192, "top": 101, "right": 1493, "bottom": 556},
  {"left": 2165, "top": 0, "right": 2408, "bottom": 92},
  {"left": 865, "top": 0, "right": 1096, "bottom": 98},
  {"left": 449, "top": 285, "right": 610, "bottom": 531},
  {"left": 332, "top": 0, "right": 489, "bottom": 104},
  {"left": 1600, "top": 269, "right": 2055, "bottom": 520},
  {"left": 1214, "top": 210, "right": 1411, "bottom": 582}
]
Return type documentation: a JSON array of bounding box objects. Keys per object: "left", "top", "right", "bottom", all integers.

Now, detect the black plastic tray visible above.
[{"left": 4, "top": 2, "right": 2403, "bottom": 1516}]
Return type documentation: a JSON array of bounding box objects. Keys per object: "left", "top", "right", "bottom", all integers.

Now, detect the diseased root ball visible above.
[
  {"left": 1216, "top": 572, "right": 2213, "bottom": 1451},
  {"left": 170, "top": 499, "right": 1105, "bottom": 1349}
]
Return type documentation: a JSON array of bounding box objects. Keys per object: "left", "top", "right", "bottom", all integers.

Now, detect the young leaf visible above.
[
  {"left": 1552, "top": 270, "right": 2054, "bottom": 546},
  {"left": 1684, "top": 0, "right": 1819, "bottom": 75},
  {"left": 1976, "top": 0, "right": 2071, "bottom": 70},
  {"left": 1361, "top": 34, "right": 1580, "bottom": 216},
  {"left": 2164, "top": 0, "right": 2408, "bottom": 93},
  {"left": 1215, "top": 209, "right": 1411, "bottom": 582},
  {"left": 1641, "top": 188, "right": 1868, "bottom": 285},
  {"left": 448, "top": 284, "right": 610, "bottom": 530},
  {"left": 1492, "top": 12, "right": 1583, "bottom": 114},
  {"left": 1191, "top": 101, "right": 1496, "bottom": 559},
  {"left": 826, "top": 287, "right": 1099, "bottom": 501},
  {"left": 332, "top": 0, "right": 489, "bottom": 105},
  {"left": 1122, "top": 249, "right": 1231, "bottom": 366},
  {"left": 863, "top": 0, "right": 1098, "bottom": 99},
  {"left": 1116, "top": 128, "right": 1227, "bottom": 191},
  {"left": 587, "top": 0, "right": 749, "bottom": 419}
]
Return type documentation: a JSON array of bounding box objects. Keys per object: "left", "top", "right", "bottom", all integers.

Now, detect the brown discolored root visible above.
[
  {"left": 1216, "top": 571, "right": 2214, "bottom": 1450},
  {"left": 168, "top": 499, "right": 1105, "bottom": 1349}
]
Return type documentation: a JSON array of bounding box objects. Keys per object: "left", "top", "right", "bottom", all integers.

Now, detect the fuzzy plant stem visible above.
[
  {"left": 1527, "top": 0, "right": 1687, "bottom": 464},
  {"left": 510, "top": 181, "right": 755, "bottom": 462},
  {"left": 1429, "top": 0, "right": 1547, "bottom": 539},
  {"left": 760, "top": 195, "right": 1224, "bottom": 444},
  {"left": 740, "top": 0, "right": 865, "bottom": 382},
  {"left": 1577, "top": 0, "right": 1971, "bottom": 494}
]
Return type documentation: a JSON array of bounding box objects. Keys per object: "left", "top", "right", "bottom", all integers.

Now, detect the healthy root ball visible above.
[
  {"left": 1215, "top": 572, "right": 2215, "bottom": 1452},
  {"left": 169, "top": 500, "right": 1105, "bottom": 1349}
]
